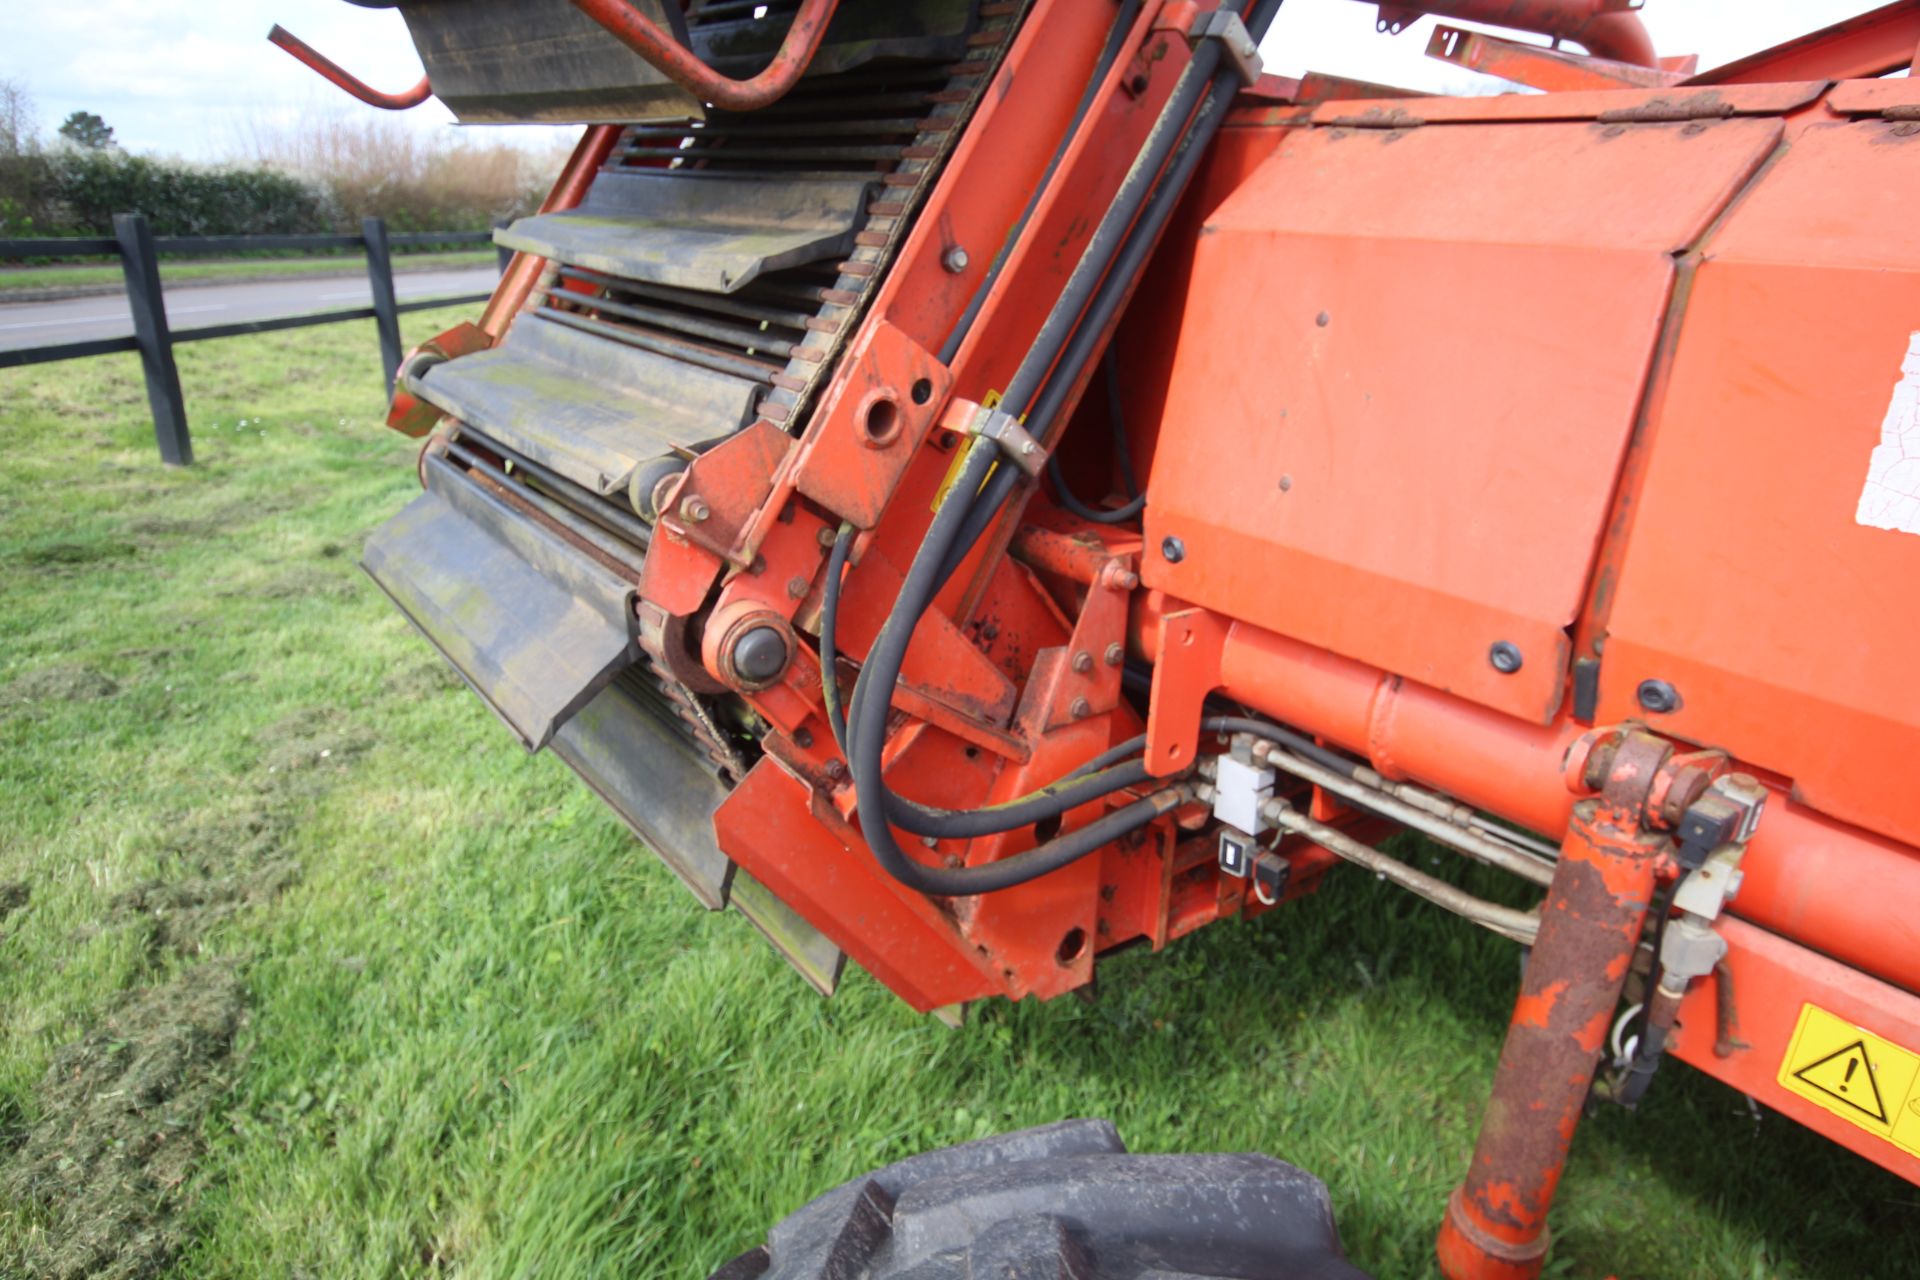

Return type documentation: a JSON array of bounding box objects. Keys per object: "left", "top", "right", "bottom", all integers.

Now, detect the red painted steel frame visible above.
[
  {"left": 569, "top": 0, "right": 839, "bottom": 111},
  {"left": 1689, "top": 0, "right": 1920, "bottom": 83},
  {"left": 266, "top": 24, "right": 432, "bottom": 110}
]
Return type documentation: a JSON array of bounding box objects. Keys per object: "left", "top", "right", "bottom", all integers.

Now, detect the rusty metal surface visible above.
[
  {"left": 362, "top": 452, "right": 639, "bottom": 750},
  {"left": 1437, "top": 731, "right": 1671, "bottom": 1280}
]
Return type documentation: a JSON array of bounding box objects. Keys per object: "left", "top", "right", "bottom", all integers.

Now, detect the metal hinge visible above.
[{"left": 1596, "top": 97, "right": 1737, "bottom": 124}]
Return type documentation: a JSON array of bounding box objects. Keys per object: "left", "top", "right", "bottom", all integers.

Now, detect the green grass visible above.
[
  {"left": 1, "top": 314, "right": 1916, "bottom": 1279},
  {"left": 0, "top": 251, "right": 495, "bottom": 294}
]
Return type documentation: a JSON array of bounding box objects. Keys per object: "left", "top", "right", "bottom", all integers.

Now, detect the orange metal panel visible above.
[
  {"left": 1598, "top": 119, "right": 1920, "bottom": 848},
  {"left": 1144, "top": 117, "right": 1782, "bottom": 723},
  {"left": 1669, "top": 917, "right": 1920, "bottom": 1186}
]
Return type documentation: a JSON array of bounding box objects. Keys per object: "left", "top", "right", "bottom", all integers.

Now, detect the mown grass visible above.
[
  {"left": 0, "top": 251, "right": 496, "bottom": 295},
  {"left": 0, "top": 311, "right": 1915, "bottom": 1278}
]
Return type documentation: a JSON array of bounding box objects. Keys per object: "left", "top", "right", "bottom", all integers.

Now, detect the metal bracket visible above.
[
  {"left": 1189, "top": 10, "right": 1263, "bottom": 86},
  {"left": 966, "top": 405, "right": 1047, "bottom": 478}
]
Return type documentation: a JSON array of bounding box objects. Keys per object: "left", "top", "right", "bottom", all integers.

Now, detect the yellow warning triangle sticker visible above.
[
  {"left": 1777, "top": 1003, "right": 1920, "bottom": 1158},
  {"left": 1791, "top": 1039, "right": 1890, "bottom": 1124}
]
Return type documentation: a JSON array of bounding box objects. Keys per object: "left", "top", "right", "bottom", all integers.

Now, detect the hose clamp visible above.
[
  {"left": 966, "top": 405, "right": 1048, "bottom": 478},
  {"left": 1189, "top": 10, "right": 1263, "bottom": 86}
]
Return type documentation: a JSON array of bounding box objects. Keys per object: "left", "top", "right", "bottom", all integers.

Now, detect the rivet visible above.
[
  {"left": 786, "top": 576, "right": 809, "bottom": 600},
  {"left": 817, "top": 526, "right": 838, "bottom": 548},
  {"left": 1278, "top": 474, "right": 1293, "bottom": 492}
]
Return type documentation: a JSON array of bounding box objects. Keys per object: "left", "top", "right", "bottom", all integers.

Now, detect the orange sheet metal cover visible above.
[
  {"left": 1599, "top": 116, "right": 1920, "bottom": 849},
  {"left": 1143, "top": 115, "right": 1781, "bottom": 722}
]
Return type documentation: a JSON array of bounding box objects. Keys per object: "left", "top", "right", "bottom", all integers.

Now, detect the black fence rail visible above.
[{"left": 0, "top": 214, "right": 504, "bottom": 465}]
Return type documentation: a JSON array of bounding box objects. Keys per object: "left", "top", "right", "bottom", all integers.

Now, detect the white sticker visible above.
[{"left": 1856, "top": 331, "right": 1920, "bottom": 537}]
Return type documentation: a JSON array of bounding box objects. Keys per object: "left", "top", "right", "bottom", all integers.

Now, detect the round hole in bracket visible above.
[
  {"left": 1055, "top": 926, "right": 1088, "bottom": 966},
  {"left": 860, "top": 393, "right": 902, "bottom": 448},
  {"left": 910, "top": 378, "right": 933, "bottom": 405}
]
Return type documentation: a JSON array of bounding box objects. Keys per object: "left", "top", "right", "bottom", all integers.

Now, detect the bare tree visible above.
[{"left": 0, "top": 79, "right": 36, "bottom": 157}]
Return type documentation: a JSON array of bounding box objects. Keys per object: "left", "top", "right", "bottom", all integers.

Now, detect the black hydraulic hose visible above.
[
  {"left": 843, "top": 1, "right": 1286, "bottom": 894},
  {"left": 936, "top": 0, "right": 1284, "bottom": 592},
  {"left": 939, "top": 0, "right": 1146, "bottom": 364},
  {"left": 1047, "top": 350, "right": 1147, "bottom": 525},
  {"left": 822, "top": 522, "right": 1156, "bottom": 839},
  {"left": 1118, "top": 664, "right": 1367, "bottom": 783}
]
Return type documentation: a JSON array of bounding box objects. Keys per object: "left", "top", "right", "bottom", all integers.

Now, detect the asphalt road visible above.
[{"left": 0, "top": 267, "right": 500, "bottom": 353}]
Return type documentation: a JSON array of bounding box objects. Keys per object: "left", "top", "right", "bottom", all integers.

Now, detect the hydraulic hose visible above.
[
  {"left": 1046, "top": 351, "right": 1146, "bottom": 525},
  {"left": 842, "top": 0, "right": 1285, "bottom": 894},
  {"left": 937, "top": 0, "right": 1284, "bottom": 592},
  {"left": 822, "top": 523, "right": 1155, "bottom": 840}
]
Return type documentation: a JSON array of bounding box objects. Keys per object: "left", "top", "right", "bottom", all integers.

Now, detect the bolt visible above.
[
  {"left": 824, "top": 759, "right": 846, "bottom": 779},
  {"left": 786, "top": 576, "right": 809, "bottom": 600},
  {"left": 942, "top": 244, "right": 969, "bottom": 274},
  {"left": 1488, "top": 641, "right": 1523, "bottom": 675},
  {"left": 1638, "top": 678, "right": 1681, "bottom": 714},
  {"left": 1278, "top": 473, "right": 1293, "bottom": 492},
  {"left": 1161, "top": 536, "right": 1185, "bottom": 564},
  {"left": 793, "top": 727, "right": 813, "bottom": 749},
  {"left": 1070, "top": 696, "right": 1092, "bottom": 720},
  {"left": 731, "top": 625, "right": 789, "bottom": 683},
  {"left": 817, "top": 526, "right": 838, "bottom": 548},
  {"left": 1316, "top": 311, "right": 1330, "bottom": 327},
  {"left": 1071, "top": 650, "right": 1094, "bottom": 674},
  {"left": 1104, "top": 642, "right": 1124, "bottom": 667},
  {"left": 1020, "top": 439, "right": 1037, "bottom": 455},
  {"left": 680, "top": 495, "right": 710, "bottom": 523}
]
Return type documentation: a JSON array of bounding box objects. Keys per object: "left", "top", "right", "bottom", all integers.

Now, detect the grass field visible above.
[
  {"left": 0, "top": 251, "right": 496, "bottom": 295},
  {"left": 0, "top": 309, "right": 1915, "bottom": 1279}
]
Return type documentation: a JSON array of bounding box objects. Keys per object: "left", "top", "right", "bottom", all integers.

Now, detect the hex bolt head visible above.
[
  {"left": 1103, "top": 642, "right": 1124, "bottom": 667},
  {"left": 732, "top": 625, "right": 789, "bottom": 683},
  {"left": 680, "top": 495, "right": 711, "bottom": 523},
  {"left": 1488, "top": 641, "right": 1523, "bottom": 675},
  {"left": 942, "top": 245, "right": 969, "bottom": 274},
  {"left": 786, "top": 575, "right": 809, "bottom": 600},
  {"left": 817, "top": 525, "right": 839, "bottom": 548},
  {"left": 1161, "top": 536, "right": 1185, "bottom": 564},
  {"left": 1070, "top": 696, "right": 1092, "bottom": 721},
  {"left": 1071, "top": 650, "right": 1094, "bottom": 675},
  {"left": 1638, "top": 678, "right": 1681, "bottom": 714}
]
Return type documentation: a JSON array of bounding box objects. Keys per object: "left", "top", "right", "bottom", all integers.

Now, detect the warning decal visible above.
[{"left": 1777, "top": 1003, "right": 1920, "bottom": 1159}]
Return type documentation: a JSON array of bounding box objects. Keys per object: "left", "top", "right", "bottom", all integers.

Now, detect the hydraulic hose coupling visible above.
[{"left": 1437, "top": 728, "right": 1676, "bottom": 1280}]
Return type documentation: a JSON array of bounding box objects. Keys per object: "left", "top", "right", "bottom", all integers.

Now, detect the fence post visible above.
[
  {"left": 113, "top": 212, "right": 191, "bottom": 466},
  {"left": 363, "top": 216, "right": 403, "bottom": 393},
  {"left": 493, "top": 220, "right": 513, "bottom": 275}
]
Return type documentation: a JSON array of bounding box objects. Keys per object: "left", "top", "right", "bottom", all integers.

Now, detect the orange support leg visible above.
[{"left": 1436, "top": 731, "right": 1671, "bottom": 1279}]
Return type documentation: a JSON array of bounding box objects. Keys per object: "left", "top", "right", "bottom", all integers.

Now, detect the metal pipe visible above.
[
  {"left": 1267, "top": 804, "right": 1541, "bottom": 946},
  {"left": 1128, "top": 594, "right": 1920, "bottom": 996},
  {"left": 1436, "top": 739, "right": 1668, "bottom": 1280},
  {"left": 266, "top": 25, "right": 432, "bottom": 110},
  {"left": 1252, "top": 740, "right": 1557, "bottom": 887},
  {"left": 1358, "top": 0, "right": 1658, "bottom": 68},
  {"left": 568, "top": 0, "right": 838, "bottom": 112}
]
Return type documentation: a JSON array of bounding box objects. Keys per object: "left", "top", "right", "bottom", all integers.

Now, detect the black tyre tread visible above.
[{"left": 709, "top": 1120, "right": 1370, "bottom": 1280}]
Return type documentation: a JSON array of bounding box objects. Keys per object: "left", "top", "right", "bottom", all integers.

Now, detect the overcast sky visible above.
[{"left": 0, "top": 1, "right": 1893, "bottom": 161}]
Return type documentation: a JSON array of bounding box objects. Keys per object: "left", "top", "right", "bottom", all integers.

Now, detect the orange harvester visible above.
[{"left": 308, "top": 1, "right": 1920, "bottom": 1275}]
